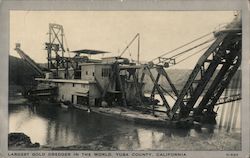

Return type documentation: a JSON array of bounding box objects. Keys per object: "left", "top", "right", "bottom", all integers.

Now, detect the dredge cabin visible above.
[{"left": 35, "top": 55, "right": 143, "bottom": 109}]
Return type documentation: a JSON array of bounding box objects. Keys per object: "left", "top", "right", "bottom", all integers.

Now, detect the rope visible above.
[
  {"left": 175, "top": 45, "right": 211, "bottom": 65},
  {"left": 119, "top": 33, "right": 139, "bottom": 57},
  {"left": 150, "top": 31, "right": 214, "bottom": 62},
  {"left": 155, "top": 37, "right": 215, "bottom": 64}
]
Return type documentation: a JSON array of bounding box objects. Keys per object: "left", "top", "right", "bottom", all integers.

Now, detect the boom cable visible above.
[
  {"left": 155, "top": 37, "right": 215, "bottom": 65},
  {"left": 119, "top": 33, "right": 140, "bottom": 57},
  {"left": 150, "top": 31, "right": 214, "bottom": 62},
  {"left": 176, "top": 45, "right": 211, "bottom": 65}
]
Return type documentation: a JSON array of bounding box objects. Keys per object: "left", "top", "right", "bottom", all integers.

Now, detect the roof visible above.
[
  {"left": 79, "top": 62, "right": 112, "bottom": 66},
  {"left": 35, "top": 78, "right": 96, "bottom": 84},
  {"left": 72, "top": 49, "right": 111, "bottom": 55},
  {"left": 102, "top": 56, "right": 126, "bottom": 59}
]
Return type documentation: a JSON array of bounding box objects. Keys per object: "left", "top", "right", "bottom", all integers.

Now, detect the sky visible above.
[{"left": 10, "top": 11, "right": 236, "bottom": 69}]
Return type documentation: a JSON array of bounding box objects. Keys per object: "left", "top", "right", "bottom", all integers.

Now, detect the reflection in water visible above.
[{"left": 9, "top": 102, "right": 241, "bottom": 150}]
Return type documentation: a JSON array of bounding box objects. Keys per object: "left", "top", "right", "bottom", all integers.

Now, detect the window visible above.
[
  {"left": 77, "top": 96, "right": 88, "bottom": 105},
  {"left": 71, "top": 95, "right": 74, "bottom": 103},
  {"left": 86, "top": 71, "right": 88, "bottom": 75},
  {"left": 73, "top": 83, "right": 75, "bottom": 87},
  {"left": 102, "top": 68, "right": 111, "bottom": 77},
  {"left": 92, "top": 72, "right": 95, "bottom": 76}
]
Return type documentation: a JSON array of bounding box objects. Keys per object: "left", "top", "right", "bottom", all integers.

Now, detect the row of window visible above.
[
  {"left": 83, "top": 68, "right": 111, "bottom": 78},
  {"left": 101, "top": 68, "right": 111, "bottom": 77},
  {"left": 85, "top": 71, "right": 95, "bottom": 76}
]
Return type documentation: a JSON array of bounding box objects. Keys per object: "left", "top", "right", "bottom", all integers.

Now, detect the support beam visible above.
[
  {"left": 145, "top": 66, "right": 171, "bottom": 114},
  {"left": 150, "top": 73, "right": 161, "bottom": 99},
  {"left": 115, "top": 64, "right": 127, "bottom": 107},
  {"left": 132, "top": 72, "right": 142, "bottom": 105},
  {"left": 139, "top": 68, "right": 146, "bottom": 98},
  {"left": 157, "top": 66, "right": 179, "bottom": 97}
]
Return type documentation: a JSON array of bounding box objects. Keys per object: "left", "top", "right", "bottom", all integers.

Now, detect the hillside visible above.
[
  {"left": 143, "top": 69, "right": 241, "bottom": 92},
  {"left": 9, "top": 56, "right": 36, "bottom": 95},
  {"left": 9, "top": 55, "right": 38, "bottom": 86}
]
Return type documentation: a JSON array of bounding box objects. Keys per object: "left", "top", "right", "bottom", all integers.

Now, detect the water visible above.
[{"left": 9, "top": 101, "right": 241, "bottom": 150}]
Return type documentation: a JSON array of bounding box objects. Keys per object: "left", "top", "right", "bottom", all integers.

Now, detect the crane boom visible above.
[
  {"left": 139, "top": 13, "right": 241, "bottom": 122},
  {"left": 170, "top": 14, "right": 241, "bottom": 120},
  {"left": 14, "top": 43, "right": 44, "bottom": 77}
]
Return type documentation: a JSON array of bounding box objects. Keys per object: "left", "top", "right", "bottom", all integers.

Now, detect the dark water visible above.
[{"left": 9, "top": 102, "right": 241, "bottom": 150}]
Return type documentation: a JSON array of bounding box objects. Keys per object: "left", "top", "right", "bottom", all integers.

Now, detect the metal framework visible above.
[
  {"left": 140, "top": 65, "right": 179, "bottom": 116},
  {"left": 174, "top": 30, "right": 241, "bottom": 120},
  {"left": 15, "top": 43, "right": 44, "bottom": 77},
  {"left": 215, "top": 94, "right": 241, "bottom": 106},
  {"left": 140, "top": 14, "right": 242, "bottom": 121},
  {"left": 45, "top": 23, "right": 66, "bottom": 76}
]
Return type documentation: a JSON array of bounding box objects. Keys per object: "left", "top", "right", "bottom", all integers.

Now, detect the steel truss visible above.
[{"left": 140, "top": 17, "right": 241, "bottom": 121}]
